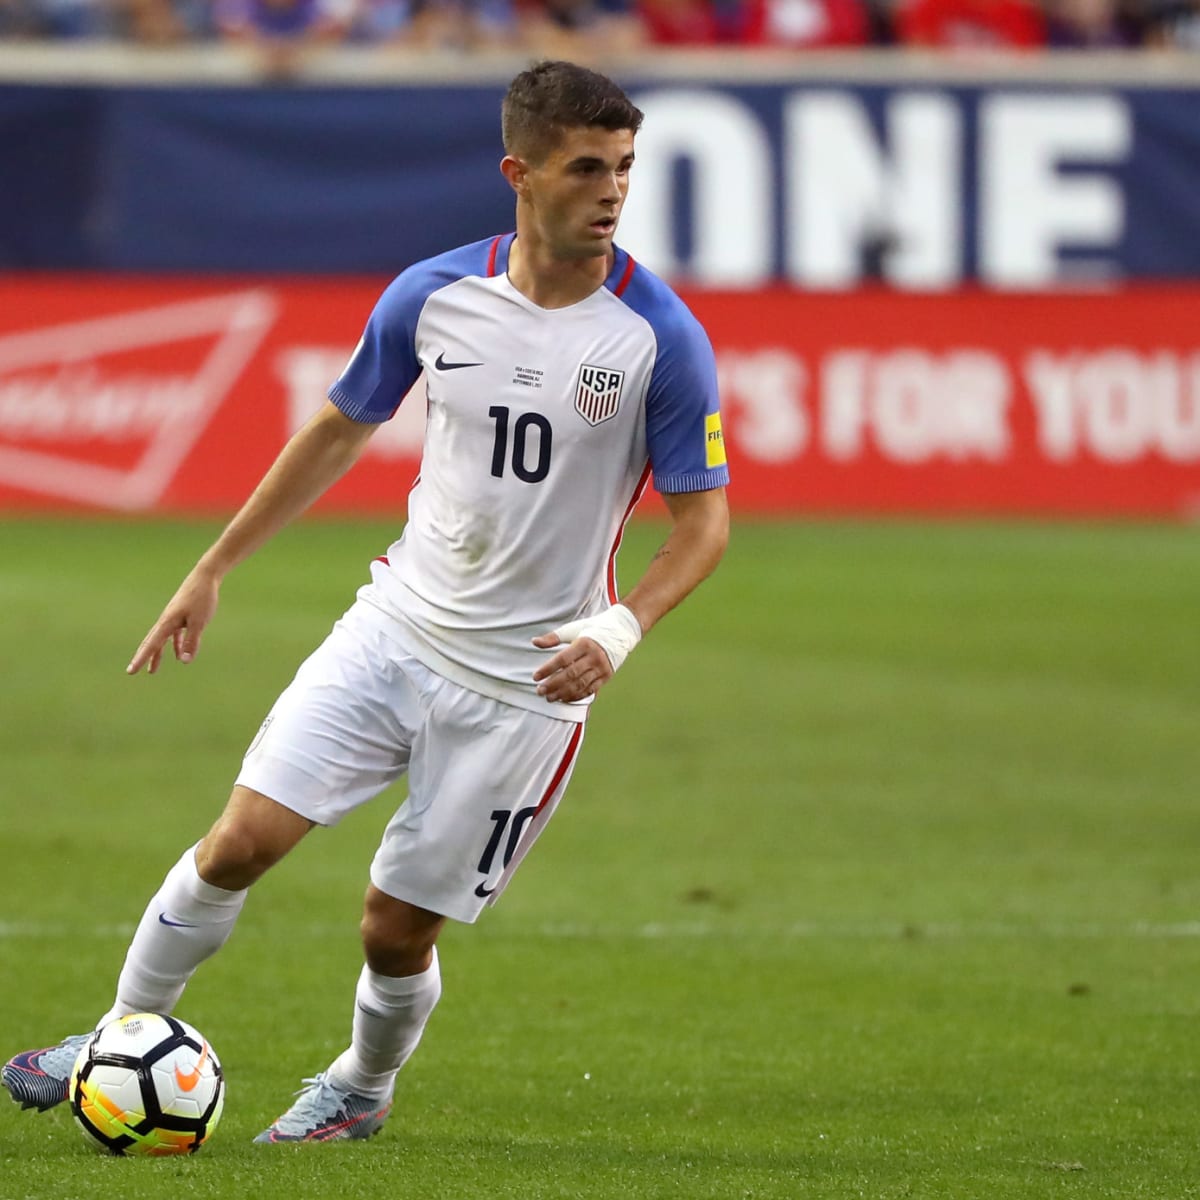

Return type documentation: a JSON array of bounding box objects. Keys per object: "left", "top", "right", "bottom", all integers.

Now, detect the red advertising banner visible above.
[{"left": 1, "top": 277, "right": 1198, "bottom": 517}]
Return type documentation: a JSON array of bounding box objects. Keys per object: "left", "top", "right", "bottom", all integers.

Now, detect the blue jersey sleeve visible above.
[
  {"left": 327, "top": 273, "right": 427, "bottom": 423},
  {"left": 621, "top": 267, "right": 729, "bottom": 494},
  {"left": 328, "top": 238, "right": 494, "bottom": 423}
]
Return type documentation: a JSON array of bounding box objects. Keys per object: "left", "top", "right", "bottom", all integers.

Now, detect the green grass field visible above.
[{"left": 2, "top": 516, "right": 1199, "bottom": 1199}]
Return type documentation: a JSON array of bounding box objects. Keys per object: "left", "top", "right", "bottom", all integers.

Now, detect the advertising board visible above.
[{"left": 2, "top": 277, "right": 1196, "bottom": 517}]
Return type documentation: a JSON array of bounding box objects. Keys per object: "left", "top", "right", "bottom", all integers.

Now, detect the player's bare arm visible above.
[
  {"left": 532, "top": 486, "right": 729, "bottom": 703},
  {"left": 127, "top": 402, "right": 380, "bottom": 676}
]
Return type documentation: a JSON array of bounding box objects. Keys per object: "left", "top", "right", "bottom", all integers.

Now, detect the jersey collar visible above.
[{"left": 488, "top": 233, "right": 635, "bottom": 298}]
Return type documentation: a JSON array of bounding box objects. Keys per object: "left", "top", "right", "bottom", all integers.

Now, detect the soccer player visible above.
[{"left": 2, "top": 60, "right": 729, "bottom": 1143}]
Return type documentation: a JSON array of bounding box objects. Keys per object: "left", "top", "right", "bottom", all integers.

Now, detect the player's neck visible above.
[{"left": 506, "top": 237, "right": 612, "bottom": 311}]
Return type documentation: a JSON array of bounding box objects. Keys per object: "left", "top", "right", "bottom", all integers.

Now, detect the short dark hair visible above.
[{"left": 502, "top": 60, "right": 644, "bottom": 164}]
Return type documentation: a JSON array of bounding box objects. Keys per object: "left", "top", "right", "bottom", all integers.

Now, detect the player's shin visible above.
[
  {"left": 327, "top": 952, "right": 443, "bottom": 1101},
  {"left": 97, "top": 843, "right": 248, "bottom": 1027}
]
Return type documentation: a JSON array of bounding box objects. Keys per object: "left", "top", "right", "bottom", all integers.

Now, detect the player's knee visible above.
[
  {"left": 361, "top": 915, "right": 437, "bottom": 975},
  {"left": 360, "top": 893, "right": 441, "bottom": 976},
  {"left": 195, "top": 788, "right": 312, "bottom": 890},
  {"left": 195, "top": 818, "right": 281, "bottom": 890}
]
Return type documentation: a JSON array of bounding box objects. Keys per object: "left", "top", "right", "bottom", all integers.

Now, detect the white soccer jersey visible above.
[{"left": 329, "top": 233, "right": 729, "bottom": 720}]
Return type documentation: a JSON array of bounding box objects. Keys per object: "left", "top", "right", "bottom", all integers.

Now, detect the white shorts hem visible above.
[
  {"left": 368, "top": 868, "right": 485, "bottom": 926},
  {"left": 234, "top": 756, "right": 343, "bottom": 828}
]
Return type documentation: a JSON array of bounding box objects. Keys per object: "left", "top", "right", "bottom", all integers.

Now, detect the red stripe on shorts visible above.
[{"left": 536, "top": 722, "right": 584, "bottom": 816}]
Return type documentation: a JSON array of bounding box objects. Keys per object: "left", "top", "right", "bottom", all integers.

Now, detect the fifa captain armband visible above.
[{"left": 551, "top": 604, "right": 643, "bottom": 673}]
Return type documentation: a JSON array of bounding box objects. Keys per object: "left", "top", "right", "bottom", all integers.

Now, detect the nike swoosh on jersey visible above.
[
  {"left": 158, "top": 912, "right": 199, "bottom": 928},
  {"left": 435, "top": 352, "right": 483, "bottom": 371}
]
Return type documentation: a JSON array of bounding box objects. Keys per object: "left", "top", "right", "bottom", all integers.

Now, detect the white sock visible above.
[
  {"left": 327, "top": 951, "right": 442, "bottom": 1101},
  {"left": 97, "top": 843, "right": 247, "bottom": 1027}
]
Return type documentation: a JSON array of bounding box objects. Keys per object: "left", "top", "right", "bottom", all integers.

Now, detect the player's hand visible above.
[
  {"left": 126, "top": 567, "right": 221, "bottom": 676},
  {"left": 532, "top": 604, "right": 642, "bottom": 703},
  {"left": 532, "top": 633, "right": 615, "bottom": 702}
]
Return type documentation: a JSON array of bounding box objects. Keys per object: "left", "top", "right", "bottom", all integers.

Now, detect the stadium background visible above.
[
  {"left": 2, "top": 47, "right": 1199, "bottom": 516},
  {"left": 3, "top": 33, "right": 1200, "bottom": 1200}
]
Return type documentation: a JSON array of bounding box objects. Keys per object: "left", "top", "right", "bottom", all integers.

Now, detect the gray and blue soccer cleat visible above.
[
  {"left": 2, "top": 1033, "right": 91, "bottom": 1112},
  {"left": 253, "top": 1072, "right": 391, "bottom": 1143}
]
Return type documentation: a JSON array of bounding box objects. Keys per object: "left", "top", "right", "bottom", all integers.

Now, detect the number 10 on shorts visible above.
[{"left": 474, "top": 807, "right": 538, "bottom": 897}]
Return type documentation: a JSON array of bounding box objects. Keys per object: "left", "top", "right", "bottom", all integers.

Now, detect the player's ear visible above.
[{"left": 500, "top": 154, "right": 529, "bottom": 197}]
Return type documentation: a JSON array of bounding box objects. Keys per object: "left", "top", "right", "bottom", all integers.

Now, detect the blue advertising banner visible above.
[{"left": 2, "top": 76, "right": 1199, "bottom": 284}]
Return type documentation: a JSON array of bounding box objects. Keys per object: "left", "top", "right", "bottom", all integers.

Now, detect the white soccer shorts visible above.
[{"left": 235, "top": 599, "right": 585, "bottom": 923}]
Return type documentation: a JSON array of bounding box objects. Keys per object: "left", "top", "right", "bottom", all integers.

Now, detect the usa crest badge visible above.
[{"left": 575, "top": 363, "right": 625, "bottom": 426}]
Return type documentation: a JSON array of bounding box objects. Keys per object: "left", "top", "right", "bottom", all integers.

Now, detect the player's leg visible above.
[
  {"left": 3, "top": 600, "right": 413, "bottom": 1116},
  {"left": 253, "top": 892, "right": 445, "bottom": 1143},
  {"left": 330, "top": 890, "right": 445, "bottom": 1093},
  {"left": 0, "top": 787, "right": 312, "bottom": 1113},
  {"left": 255, "top": 668, "right": 586, "bottom": 1143},
  {"left": 106, "top": 600, "right": 419, "bottom": 1031},
  {"left": 99, "top": 786, "right": 314, "bottom": 1026}
]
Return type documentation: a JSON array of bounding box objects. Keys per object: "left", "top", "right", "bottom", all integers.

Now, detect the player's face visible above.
[{"left": 522, "top": 126, "right": 636, "bottom": 260}]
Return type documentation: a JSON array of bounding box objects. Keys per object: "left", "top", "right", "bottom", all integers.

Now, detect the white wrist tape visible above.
[{"left": 551, "top": 603, "right": 643, "bottom": 673}]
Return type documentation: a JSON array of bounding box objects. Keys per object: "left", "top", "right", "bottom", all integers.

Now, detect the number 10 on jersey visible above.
[{"left": 489, "top": 406, "right": 553, "bottom": 484}]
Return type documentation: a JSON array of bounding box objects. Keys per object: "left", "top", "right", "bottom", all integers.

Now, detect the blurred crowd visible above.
[{"left": 0, "top": 0, "right": 1196, "bottom": 56}]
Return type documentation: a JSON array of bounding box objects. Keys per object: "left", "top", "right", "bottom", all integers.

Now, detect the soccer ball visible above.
[{"left": 68, "top": 1013, "right": 224, "bottom": 1156}]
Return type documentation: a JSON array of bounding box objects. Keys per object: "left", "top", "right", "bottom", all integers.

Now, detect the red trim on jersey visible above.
[
  {"left": 606, "top": 462, "right": 653, "bottom": 604},
  {"left": 613, "top": 253, "right": 637, "bottom": 298},
  {"left": 374, "top": 555, "right": 389, "bottom": 565},
  {"left": 535, "top": 722, "right": 584, "bottom": 816},
  {"left": 486, "top": 235, "right": 503, "bottom": 277}
]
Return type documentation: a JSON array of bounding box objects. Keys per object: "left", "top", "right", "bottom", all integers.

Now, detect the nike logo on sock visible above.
[
  {"left": 356, "top": 1002, "right": 389, "bottom": 1020},
  {"left": 158, "top": 912, "right": 199, "bottom": 928},
  {"left": 435, "top": 352, "right": 483, "bottom": 371}
]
